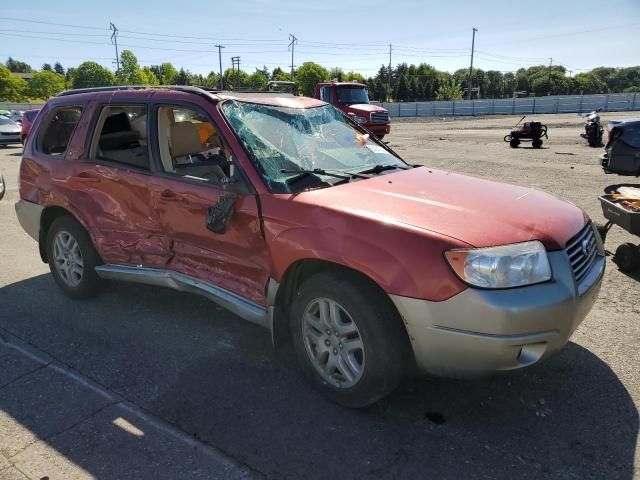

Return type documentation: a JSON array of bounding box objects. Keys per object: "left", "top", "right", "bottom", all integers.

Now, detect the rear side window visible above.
[
  {"left": 622, "top": 124, "right": 640, "bottom": 148},
  {"left": 24, "top": 111, "right": 38, "bottom": 122},
  {"left": 91, "top": 105, "right": 149, "bottom": 170},
  {"left": 37, "top": 107, "right": 83, "bottom": 156}
]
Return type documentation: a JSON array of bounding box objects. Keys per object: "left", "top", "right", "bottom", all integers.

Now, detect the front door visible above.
[{"left": 150, "top": 102, "right": 270, "bottom": 305}]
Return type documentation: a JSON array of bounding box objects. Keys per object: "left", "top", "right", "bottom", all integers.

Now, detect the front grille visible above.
[
  {"left": 371, "top": 112, "right": 389, "bottom": 124},
  {"left": 565, "top": 223, "right": 598, "bottom": 284}
]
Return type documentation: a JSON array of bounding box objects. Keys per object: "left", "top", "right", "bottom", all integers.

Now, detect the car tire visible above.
[
  {"left": 46, "top": 216, "right": 102, "bottom": 299},
  {"left": 613, "top": 243, "right": 640, "bottom": 273},
  {"left": 290, "top": 270, "right": 408, "bottom": 408}
]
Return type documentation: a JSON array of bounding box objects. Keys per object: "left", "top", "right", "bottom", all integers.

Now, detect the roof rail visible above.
[{"left": 57, "top": 85, "right": 220, "bottom": 97}]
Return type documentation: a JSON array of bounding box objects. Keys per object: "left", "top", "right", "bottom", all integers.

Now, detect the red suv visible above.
[{"left": 16, "top": 86, "right": 605, "bottom": 407}]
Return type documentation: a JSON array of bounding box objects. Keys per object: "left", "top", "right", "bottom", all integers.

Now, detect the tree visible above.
[
  {"left": 27, "top": 70, "right": 65, "bottom": 99},
  {"left": 0, "top": 65, "right": 27, "bottom": 101},
  {"left": 71, "top": 62, "right": 115, "bottom": 89},
  {"left": 329, "top": 67, "right": 344, "bottom": 81},
  {"left": 435, "top": 79, "right": 463, "bottom": 100},
  {"left": 223, "top": 68, "right": 249, "bottom": 89},
  {"left": 175, "top": 68, "right": 191, "bottom": 85},
  {"left": 5, "top": 57, "right": 32, "bottom": 73},
  {"left": 573, "top": 73, "right": 607, "bottom": 94},
  {"left": 42, "top": 63, "right": 53, "bottom": 72},
  {"left": 141, "top": 66, "right": 159, "bottom": 85},
  {"left": 395, "top": 75, "right": 410, "bottom": 101},
  {"left": 248, "top": 70, "right": 269, "bottom": 90},
  {"left": 117, "top": 50, "right": 148, "bottom": 84},
  {"left": 295, "top": 62, "right": 328, "bottom": 97},
  {"left": 54, "top": 62, "right": 65, "bottom": 76},
  {"left": 150, "top": 63, "right": 179, "bottom": 85},
  {"left": 271, "top": 67, "right": 291, "bottom": 81}
]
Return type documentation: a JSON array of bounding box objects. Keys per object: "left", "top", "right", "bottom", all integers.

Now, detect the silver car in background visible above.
[{"left": 0, "top": 116, "right": 22, "bottom": 146}]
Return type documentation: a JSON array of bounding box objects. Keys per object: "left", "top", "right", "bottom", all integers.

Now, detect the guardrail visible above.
[{"left": 380, "top": 93, "right": 639, "bottom": 118}]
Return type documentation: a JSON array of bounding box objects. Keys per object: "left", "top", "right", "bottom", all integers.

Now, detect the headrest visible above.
[
  {"left": 102, "top": 112, "right": 132, "bottom": 134},
  {"left": 170, "top": 122, "right": 203, "bottom": 158}
]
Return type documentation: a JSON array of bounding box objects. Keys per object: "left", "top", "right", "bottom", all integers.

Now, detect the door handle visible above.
[
  {"left": 160, "top": 189, "right": 178, "bottom": 200},
  {"left": 74, "top": 171, "right": 99, "bottom": 182}
]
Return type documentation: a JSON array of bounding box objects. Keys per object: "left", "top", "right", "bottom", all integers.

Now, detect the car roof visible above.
[{"left": 56, "top": 85, "right": 325, "bottom": 108}]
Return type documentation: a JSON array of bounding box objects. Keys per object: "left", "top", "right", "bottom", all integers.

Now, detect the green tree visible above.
[
  {"left": 117, "top": 50, "right": 148, "bottom": 84},
  {"left": 223, "top": 68, "right": 250, "bottom": 90},
  {"left": 175, "top": 68, "right": 191, "bottom": 85},
  {"left": 344, "top": 71, "right": 366, "bottom": 83},
  {"left": 141, "top": 66, "right": 159, "bottom": 85},
  {"left": 27, "top": 70, "right": 65, "bottom": 99},
  {"left": 573, "top": 73, "right": 607, "bottom": 94},
  {"left": 329, "top": 67, "right": 344, "bottom": 81},
  {"left": 395, "top": 75, "right": 410, "bottom": 101},
  {"left": 42, "top": 63, "right": 53, "bottom": 72},
  {"left": 0, "top": 65, "right": 27, "bottom": 101},
  {"left": 5, "top": 57, "right": 32, "bottom": 73},
  {"left": 150, "top": 63, "right": 179, "bottom": 85},
  {"left": 295, "top": 62, "right": 328, "bottom": 97},
  {"left": 248, "top": 70, "right": 269, "bottom": 90},
  {"left": 435, "top": 79, "right": 463, "bottom": 100},
  {"left": 71, "top": 62, "right": 116, "bottom": 89},
  {"left": 54, "top": 62, "right": 65, "bottom": 76},
  {"left": 271, "top": 67, "right": 291, "bottom": 81}
]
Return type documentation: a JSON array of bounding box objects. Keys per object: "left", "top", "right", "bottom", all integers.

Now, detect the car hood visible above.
[
  {"left": 0, "top": 124, "right": 20, "bottom": 133},
  {"left": 345, "top": 103, "right": 387, "bottom": 114},
  {"left": 297, "top": 167, "right": 586, "bottom": 250}
]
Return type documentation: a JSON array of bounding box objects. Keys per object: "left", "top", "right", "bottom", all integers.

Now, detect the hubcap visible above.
[
  {"left": 302, "top": 298, "right": 365, "bottom": 388},
  {"left": 53, "top": 230, "right": 83, "bottom": 287}
]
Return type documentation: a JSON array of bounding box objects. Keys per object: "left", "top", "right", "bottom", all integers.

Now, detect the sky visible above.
[{"left": 1, "top": 0, "right": 639, "bottom": 77}]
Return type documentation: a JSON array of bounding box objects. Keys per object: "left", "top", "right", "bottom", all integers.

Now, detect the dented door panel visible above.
[{"left": 151, "top": 176, "right": 269, "bottom": 305}]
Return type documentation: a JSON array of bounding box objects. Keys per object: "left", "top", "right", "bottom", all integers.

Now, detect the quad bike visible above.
[
  {"left": 504, "top": 116, "right": 548, "bottom": 148},
  {"left": 580, "top": 108, "right": 603, "bottom": 147}
]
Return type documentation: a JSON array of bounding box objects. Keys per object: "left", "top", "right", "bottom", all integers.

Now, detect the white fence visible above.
[
  {"left": 381, "top": 93, "right": 640, "bottom": 118},
  {"left": 0, "top": 102, "right": 45, "bottom": 111}
]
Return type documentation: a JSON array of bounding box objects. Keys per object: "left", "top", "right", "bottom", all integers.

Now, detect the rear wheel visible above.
[
  {"left": 613, "top": 243, "right": 640, "bottom": 273},
  {"left": 46, "top": 216, "right": 102, "bottom": 299},
  {"left": 510, "top": 138, "right": 520, "bottom": 148},
  {"left": 290, "top": 271, "right": 408, "bottom": 408}
]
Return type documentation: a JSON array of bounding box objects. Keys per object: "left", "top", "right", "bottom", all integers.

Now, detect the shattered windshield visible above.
[
  {"left": 336, "top": 87, "right": 370, "bottom": 105},
  {"left": 221, "top": 101, "right": 404, "bottom": 193}
]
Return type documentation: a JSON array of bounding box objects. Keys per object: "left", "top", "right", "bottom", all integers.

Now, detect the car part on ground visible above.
[
  {"left": 598, "top": 185, "right": 640, "bottom": 273},
  {"left": 14, "top": 85, "right": 605, "bottom": 407},
  {"left": 503, "top": 116, "right": 548, "bottom": 148}
]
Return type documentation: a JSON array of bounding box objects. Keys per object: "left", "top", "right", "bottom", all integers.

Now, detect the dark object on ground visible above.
[
  {"left": 580, "top": 109, "right": 604, "bottom": 147},
  {"left": 504, "top": 116, "right": 548, "bottom": 148},
  {"left": 601, "top": 117, "right": 640, "bottom": 176}
]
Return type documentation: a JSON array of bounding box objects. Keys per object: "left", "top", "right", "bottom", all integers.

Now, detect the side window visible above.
[
  {"left": 622, "top": 124, "right": 640, "bottom": 148},
  {"left": 37, "top": 107, "right": 82, "bottom": 156},
  {"left": 156, "top": 105, "right": 236, "bottom": 184},
  {"left": 320, "top": 87, "right": 332, "bottom": 103},
  {"left": 91, "top": 105, "right": 149, "bottom": 169}
]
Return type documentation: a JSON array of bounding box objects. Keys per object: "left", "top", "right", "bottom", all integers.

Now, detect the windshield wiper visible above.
[
  {"left": 356, "top": 164, "right": 409, "bottom": 175},
  {"left": 281, "top": 168, "right": 369, "bottom": 180}
]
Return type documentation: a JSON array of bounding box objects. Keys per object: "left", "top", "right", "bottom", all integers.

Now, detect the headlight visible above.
[
  {"left": 354, "top": 115, "right": 367, "bottom": 125},
  {"left": 444, "top": 241, "right": 551, "bottom": 289}
]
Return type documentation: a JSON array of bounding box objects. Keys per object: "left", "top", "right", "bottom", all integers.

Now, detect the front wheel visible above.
[
  {"left": 46, "top": 216, "right": 102, "bottom": 299},
  {"left": 290, "top": 271, "right": 408, "bottom": 408}
]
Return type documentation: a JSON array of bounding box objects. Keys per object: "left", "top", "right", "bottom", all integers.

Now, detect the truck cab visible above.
[{"left": 314, "top": 81, "right": 390, "bottom": 139}]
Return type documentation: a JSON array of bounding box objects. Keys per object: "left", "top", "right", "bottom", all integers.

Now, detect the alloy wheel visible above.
[{"left": 53, "top": 230, "right": 84, "bottom": 287}]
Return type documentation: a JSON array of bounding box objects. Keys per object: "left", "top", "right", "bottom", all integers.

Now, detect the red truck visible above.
[{"left": 314, "top": 81, "right": 390, "bottom": 139}]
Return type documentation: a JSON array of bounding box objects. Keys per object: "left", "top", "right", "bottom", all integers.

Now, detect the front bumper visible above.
[
  {"left": 365, "top": 123, "right": 390, "bottom": 136},
  {"left": 0, "top": 134, "right": 21, "bottom": 145},
  {"left": 390, "top": 250, "right": 605, "bottom": 378}
]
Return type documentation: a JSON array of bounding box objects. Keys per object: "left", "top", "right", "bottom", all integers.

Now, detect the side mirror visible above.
[
  {"left": 206, "top": 192, "right": 236, "bottom": 234},
  {"left": 0, "top": 175, "right": 5, "bottom": 201}
]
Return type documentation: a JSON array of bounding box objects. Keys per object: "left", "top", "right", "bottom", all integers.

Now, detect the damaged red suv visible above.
[{"left": 16, "top": 86, "right": 605, "bottom": 407}]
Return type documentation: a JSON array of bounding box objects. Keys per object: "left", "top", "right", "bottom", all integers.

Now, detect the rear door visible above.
[
  {"left": 149, "top": 100, "right": 270, "bottom": 305},
  {"left": 70, "top": 102, "right": 172, "bottom": 266}
]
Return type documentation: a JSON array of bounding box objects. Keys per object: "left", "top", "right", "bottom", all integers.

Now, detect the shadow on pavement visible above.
[{"left": 0, "top": 274, "right": 637, "bottom": 479}]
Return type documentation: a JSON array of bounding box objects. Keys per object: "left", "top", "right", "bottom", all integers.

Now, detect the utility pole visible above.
[
  {"left": 231, "top": 56, "right": 240, "bottom": 90},
  {"left": 547, "top": 57, "right": 553, "bottom": 95},
  {"left": 288, "top": 34, "right": 297, "bottom": 79},
  {"left": 388, "top": 43, "right": 392, "bottom": 101},
  {"left": 467, "top": 27, "right": 477, "bottom": 100},
  {"left": 109, "top": 22, "right": 120, "bottom": 76},
  {"left": 215, "top": 44, "right": 225, "bottom": 89}
]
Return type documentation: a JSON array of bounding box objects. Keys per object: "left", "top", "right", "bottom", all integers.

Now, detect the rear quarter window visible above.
[
  {"left": 24, "top": 111, "right": 39, "bottom": 122},
  {"left": 37, "top": 106, "right": 83, "bottom": 156},
  {"left": 621, "top": 124, "right": 640, "bottom": 148}
]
